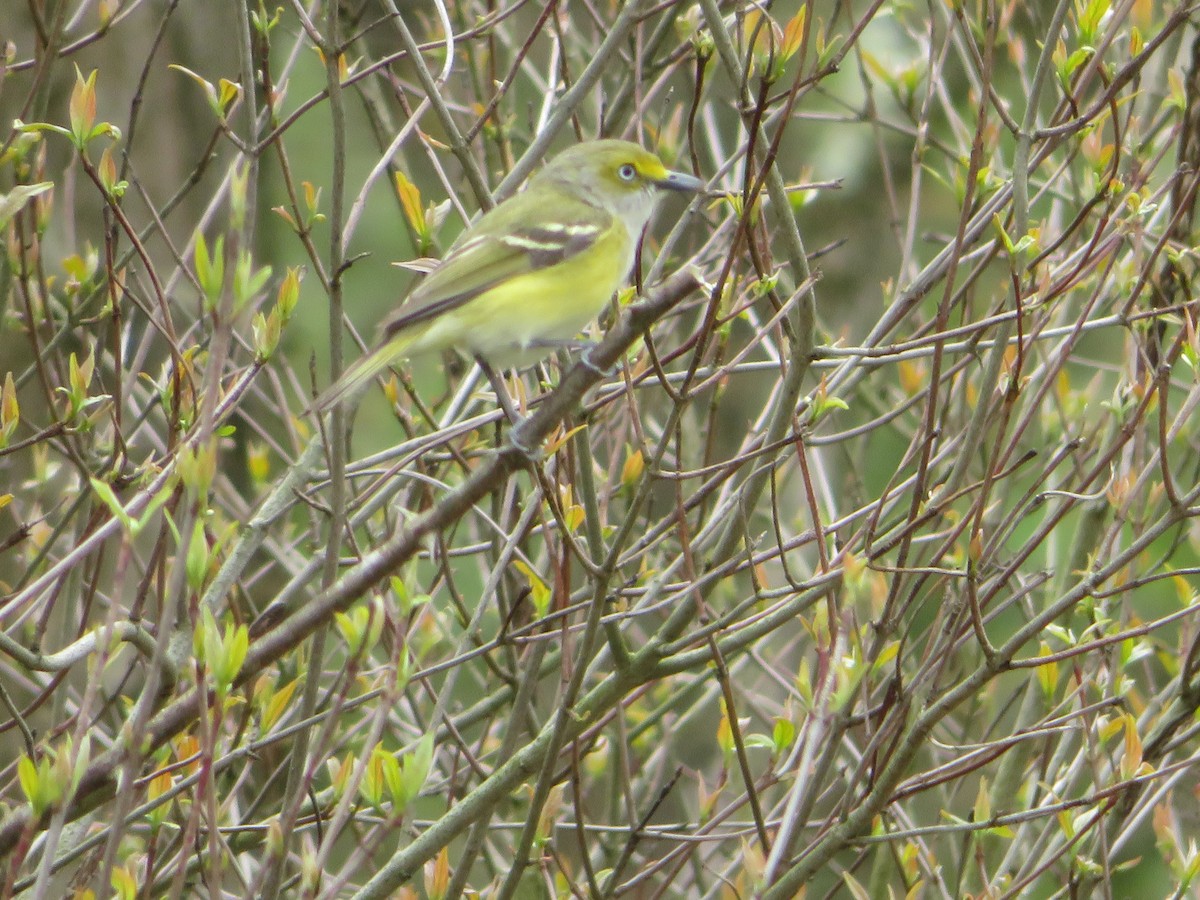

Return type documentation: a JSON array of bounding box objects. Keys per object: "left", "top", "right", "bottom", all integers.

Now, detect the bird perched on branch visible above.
[{"left": 313, "top": 139, "right": 703, "bottom": 412}]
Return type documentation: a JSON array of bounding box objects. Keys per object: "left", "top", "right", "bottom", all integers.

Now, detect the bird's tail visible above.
[{"left": 309, "top": 333, "right": 412, "bottom": 414}]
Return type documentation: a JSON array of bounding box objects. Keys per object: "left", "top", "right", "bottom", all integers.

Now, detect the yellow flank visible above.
[{"left": 414, "top": 221, "right": 632, "bottom": 365}]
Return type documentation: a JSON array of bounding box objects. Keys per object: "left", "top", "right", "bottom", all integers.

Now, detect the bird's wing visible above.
[{"left": 378, "top": 191, "right": 612, "bottom": 339}]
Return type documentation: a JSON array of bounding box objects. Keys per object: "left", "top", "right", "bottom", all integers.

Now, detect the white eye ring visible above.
[{"left": 618, "top": 163, "right": 637, "bottom": 181}]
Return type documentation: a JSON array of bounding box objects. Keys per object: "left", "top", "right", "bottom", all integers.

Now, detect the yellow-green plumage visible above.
[{"left": 314, "top": 140, "right": 702, "bottom": 411}]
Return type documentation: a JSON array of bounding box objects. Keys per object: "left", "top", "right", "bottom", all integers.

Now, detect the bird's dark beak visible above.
[{"left": 655, "top": 170, "right": 705, "bottom": 193}]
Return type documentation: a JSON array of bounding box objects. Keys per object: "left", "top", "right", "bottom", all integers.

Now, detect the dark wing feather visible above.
[{"left": 378, "top": 190, "right": 609, "bottom": 339}]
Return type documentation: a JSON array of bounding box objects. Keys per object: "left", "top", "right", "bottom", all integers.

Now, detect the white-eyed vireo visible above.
[{"left": 315, "top": 139, "right": 703, "bottom": 410}]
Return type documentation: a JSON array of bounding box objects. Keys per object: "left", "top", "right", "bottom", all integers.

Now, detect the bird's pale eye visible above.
[{"left": 617, "top": 163, "right": 637, "bottom": 182}]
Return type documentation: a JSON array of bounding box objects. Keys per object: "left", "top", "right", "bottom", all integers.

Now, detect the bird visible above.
[{"left": 312, "top": 139, "right": 703, "bottom": 413}]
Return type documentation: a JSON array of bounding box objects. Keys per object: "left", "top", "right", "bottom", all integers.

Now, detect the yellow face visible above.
[
  {"left": 540, "top": 139, "right": 703, "bottom": 235},
  {"left": 595, "top": 145, "right": 674, "bottom": 189},
  {"left": 549, "top": 140, "right": 699, "bottom": 190}
]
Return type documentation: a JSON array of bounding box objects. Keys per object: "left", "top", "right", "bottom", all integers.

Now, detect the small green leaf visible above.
[
  {"left": 90, "top": 477, "right": 136, "bottom": 533},
  {"left": 194, "top": 231, "right": 225, "bottom": 309},
  {"left": 0, "top": 372, "right": 19, "bottom": 447},
  {"left": 0, "top": 182, "right": 53, "bottom": 231},
  {"left": 169, "top": 64, "right": 221, "bottom": 116},
  {"left": 69, "top": 67, "right": 98, "bottom": 148},
  {"left": 185, "top": 520, "right": 209, "bottom": 592},
  {"left": 772, "top": 717, "right": 795, "bottom": 755},
  {"left": 276, "top": 267, "right": 301, "bottom": 319}
]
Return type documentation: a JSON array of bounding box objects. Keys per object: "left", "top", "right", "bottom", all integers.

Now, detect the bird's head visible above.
[{"left": 537, "top": 139, "right": 704, "bottom": 235}]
